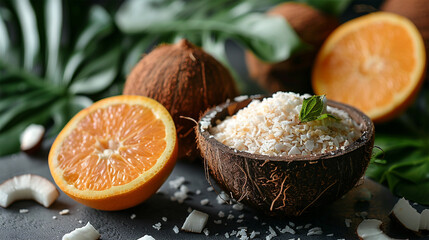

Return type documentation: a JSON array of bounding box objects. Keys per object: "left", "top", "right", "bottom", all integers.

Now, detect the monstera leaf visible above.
[{"left": 0, "top": 0, "right": 122, "bottom": 156}]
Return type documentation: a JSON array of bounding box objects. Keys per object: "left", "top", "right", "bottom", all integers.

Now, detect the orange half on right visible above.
[{"left": 312, "top": 12, "right": 426, "bottom": 123}]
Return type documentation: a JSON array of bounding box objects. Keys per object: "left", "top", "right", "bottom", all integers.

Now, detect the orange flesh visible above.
[
  {"left": 57, "top": 104, "right": 166, "bottom": 191},
  {"left": 316, "top": 21, "right": 416, "bottom": 113}
]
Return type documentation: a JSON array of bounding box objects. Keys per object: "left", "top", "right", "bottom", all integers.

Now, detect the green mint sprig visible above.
[{"left": 299, "top": 95, "right": 340, "bottom": 123}]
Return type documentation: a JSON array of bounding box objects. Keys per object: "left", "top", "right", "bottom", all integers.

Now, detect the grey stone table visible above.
[{"left": 0, "top": 142, "right": 426, "bottom": 240}]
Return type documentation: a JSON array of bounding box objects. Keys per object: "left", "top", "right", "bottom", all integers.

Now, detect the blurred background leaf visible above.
[{"left": 0, "top": 0, "right": 123, "bottom": 156}]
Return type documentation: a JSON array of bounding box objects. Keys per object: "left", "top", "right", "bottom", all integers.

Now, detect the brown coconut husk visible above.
[
  {"left": 124, "top": 39, "right": 238, "bottom": 160},
  {"left": 196, "top": 96, "right": 375, "bottom": 216}
]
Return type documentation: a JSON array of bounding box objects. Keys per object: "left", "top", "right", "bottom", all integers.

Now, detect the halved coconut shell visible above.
[{"left": 196, "top": 96, "right": 374, "bottom": 216}]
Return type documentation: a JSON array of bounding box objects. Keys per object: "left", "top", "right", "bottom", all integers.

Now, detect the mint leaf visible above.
[{"left": 299, "top": 95, "right": 340, "bottom": 123}]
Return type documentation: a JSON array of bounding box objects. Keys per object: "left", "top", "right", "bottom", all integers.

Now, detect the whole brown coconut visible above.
[
  {"left": 382, "top": 0, "right": 429, "bottom": 80},
  {"left": 196, "top": 96, "right": 374, "bottom": 216},
  {"left": 245, "top": 2, "right": 339, "bottom": 94},
  {"left": 124, "top": 39, "right": 238, "bottom": 160}
]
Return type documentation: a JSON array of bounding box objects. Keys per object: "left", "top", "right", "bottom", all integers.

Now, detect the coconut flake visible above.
[
  {"left": 357, "top": 219, "right": 394, "bottom": 240},
  {"left": 232, "top": 203, "right": 244, "bottom": 211},
  {"left": 0, "top": 174, "right": 59, "bottom": 208},
  {"left": 181, "top": 210, "right": 209, "bottom": 233},
  {"left": 420, "top": 209, "right": 429, "bottom": 231},
  {"left": 152, "top": 222, "right": 161, "bottom": 231},
  {"left": 19, "top": 209, "right": 29, "bottom": 214},
  {"left": 216, "top": 191, "right": 230, "bottom": 204},
  {"left": 20, "top": 124, "right": 45, "bottom": 152},
  {"left": 169, "top": 176, "right": 185, "bottom": 189},
  {"left": 62, "top": 222, "right": 100, "bottom": 240},
  {"left": 59, "top": 209, "right": 70, "bottom": 215},
  {"left": 173, "top": 225, "right": 179, "bottom": 234},
  {"left": 391, "top": 198, "right": 420, "bottom": 232},
  {"left": 137, "top": 235, "right": 155, "bottom": 240},
  {"left": 345, "top": 219, "right": 352, "bottom": 228},
  {"left": 200, "top": 198, "right": 210, "bottom": 206},
  {"left": 130, "top": 214, "right": 136, "bottom": 220}
]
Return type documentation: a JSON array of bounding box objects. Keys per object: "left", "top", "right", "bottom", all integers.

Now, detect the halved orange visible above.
[
  {"left": 49, "top": 95, "right": 178, "bottom": 210},
  {"left": 312, "top": 12, "right": 426, "bottom": 123}
]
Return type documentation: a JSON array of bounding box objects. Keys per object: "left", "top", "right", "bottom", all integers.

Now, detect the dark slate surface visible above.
[{"left": 0, "top": 141, "right": 427, "bottom": 240}]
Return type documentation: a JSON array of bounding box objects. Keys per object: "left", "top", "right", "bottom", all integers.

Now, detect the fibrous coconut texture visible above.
[
  {"left": 382, "top": 0, "right": 429, "bottom": 80},
  {"left": 197, "top": 96, "right": 374, "bottom": 216},
  {"left": 124, "top": 39, "right": 238, "bottom": 160},
  {"left": 246, "top": 2, "right": 339, "bottom": 93}
]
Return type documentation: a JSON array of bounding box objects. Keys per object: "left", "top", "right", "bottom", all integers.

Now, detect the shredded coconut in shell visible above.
[{"left": 210, "top": 92, "right": 361, "bottom": 157}]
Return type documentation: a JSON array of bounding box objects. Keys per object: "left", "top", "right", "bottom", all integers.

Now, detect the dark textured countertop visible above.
[{"left": 0, "top": 142, "right": 427, "bottom": 240}]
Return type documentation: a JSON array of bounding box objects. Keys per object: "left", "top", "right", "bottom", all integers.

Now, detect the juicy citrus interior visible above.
[
  {"left": 312, "top": 12, "right": 426, "bottom": 122},
  {"left": 49, "top": 95, "right": 178, "bottom": 210}
]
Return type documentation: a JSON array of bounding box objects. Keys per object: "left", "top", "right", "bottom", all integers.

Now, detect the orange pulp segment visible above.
[
  {"left": 49, "top": 95, "right": 178, "bottom": 210},
  {"left": 312, "top": 12, "right": 426, "bottom": 122}
]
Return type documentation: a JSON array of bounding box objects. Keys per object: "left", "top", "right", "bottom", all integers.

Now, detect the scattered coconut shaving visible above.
[
  {"left": 62, "top": 222, "right": 100, "bottom": 240},
  {"left": 162, "top": 217, "right": 167, "bottom": 222},
  {"left": 169, "top": 176, "right": 185, "bottom": 189},
  {"left": 137, "top": 235, "right": 155, "bottom": 240},
  {"left": 345, "top": 219, "right": 352, "bottom": 228},
  {"left": 307, "top": 227, "right": 323, "bottom": 236},
  {"left": 173, "top": 225, "right": 179, "bottom": 234},
  {"left": 216, "top": 191, "right": 230, "bottom": 204},
  {"left": 152, "top": 222, "right": 161, "bottom": 231},
  {"left": 210, "top": 92, "right": 361, "bottom": 156},
  {"left": 200, "top": 199, "right": 210, "bottom": 206},
  {"left": 266, "top": 226, "right": 277, "bottom": 240},
  {"left": 59, "top": 209, "right": 70, "bottom": 215},
  {"left": 181, "top": 210, "right": 209, "bottom": 233},
  {"left": 170, "top": 185, "right": 189, "bottom": 204},
  {"left": 232, "top": 203, "right": 244, "bottom": 211},
  {"left": 130, "top": 214, "right": 136, "bottom": 220},
  {"left": 19, "top": 209, "right": 29, "bottom": 214}
]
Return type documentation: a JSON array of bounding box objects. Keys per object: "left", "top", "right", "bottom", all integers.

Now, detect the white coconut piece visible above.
[
  {"left": 136, "top": 235, "right": 155, "bottom": 240},
  {"left": 419, "top": 209, "right": 429, "bottom": 231},
  {"left": 62, "top": 222, "right": 100, "bottom": 240},
  {"left": 169, "top": 176, "right": 185, "bottom": 189},
  {"left": 200, "top": 198, "right": 210, "bottom": 206},
  {"left": 391, "top": 198, "right": 420, "bottom": 232},
  {"left": 357, "top": 219, "right": 394, "bottom": 240},
  {"left": 0, "top": 174, "right": 59, "bottom": 208},
  {"left": 181, "top": 210, "right": 209, "bottom": 233},
  {"left": 20, "top": 124, "right": 45, "bottom": 153},
  {"left": 59, "top": 209, "right": 70, "bottom": 215}
]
